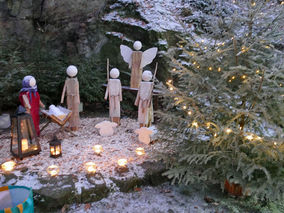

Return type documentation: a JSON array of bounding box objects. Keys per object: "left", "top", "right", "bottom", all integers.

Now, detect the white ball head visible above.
[
  {"left": 66, "top": 65, "right": 78, "bottom": 77},
  {"left": 110, "top": 68, "right": 120, "bottom": 79},
  {"left": 142, "top": 70, "right": 153, "bottom": 82},
  {"left": 133, "top": 41, "right": 142, "bottom": 51},
  {"left": 29, "top": 77, "right": 36, "bottom": 87}
]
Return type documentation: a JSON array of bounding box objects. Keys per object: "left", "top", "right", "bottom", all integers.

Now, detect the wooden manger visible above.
[{"left": 40, "top": 106, "right": 72, "bottom": 134}]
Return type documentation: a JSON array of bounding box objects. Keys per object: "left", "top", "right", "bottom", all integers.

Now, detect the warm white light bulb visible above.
[{"left": 226, "top": 128, "right": 232, "bottom": 134}]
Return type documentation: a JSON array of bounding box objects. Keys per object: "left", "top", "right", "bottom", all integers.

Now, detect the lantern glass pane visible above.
[
  {"left": 55, "top": 145, "right": 61, "bottom": 155},
  {"left": 11, "top": 117, "right": 18, "bottom": 155},
  {"left": 20, "top": 117, "right": 37, "bottom": 152}
]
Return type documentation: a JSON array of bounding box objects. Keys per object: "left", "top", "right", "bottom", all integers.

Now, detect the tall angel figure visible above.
[
  {"left": 104, "top": 68, "right": 122, "bottom": 125},
  {"left": 120, "top": 41, "right": 157, "bottom": 88},
  {"left": 61, "top": 65, "right": 80, "bottom": 131},
  {"left": 135, "top": 70, "right": 154, "bottom": 127}
]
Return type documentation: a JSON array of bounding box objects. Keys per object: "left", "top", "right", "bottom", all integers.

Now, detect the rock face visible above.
[
  {"left": 0, "top": 0, "right": 107, "bottom": 56},
  {"left": 0, "top": 0, "right": 181, "bottom": 81}
]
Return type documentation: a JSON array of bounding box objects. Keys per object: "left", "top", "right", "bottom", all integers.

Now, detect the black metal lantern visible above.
[
  {"left": 10, "top": 112, "right": 41, "bottom": 160},
  {"left": 49, "top": 136, "right": 62, "bottom": 158}
]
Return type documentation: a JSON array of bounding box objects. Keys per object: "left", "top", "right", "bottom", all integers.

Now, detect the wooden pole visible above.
[
  {"left": 107, "top": 58, "right": 110, "bottom": 81},
  {"left": 153, "top": 62, "right": 158, "bottom": 81}
]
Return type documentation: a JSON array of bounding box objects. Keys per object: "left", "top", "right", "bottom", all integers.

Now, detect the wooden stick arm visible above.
[
  {"left": 104, "top": 84, "right": 109, "bottom": 100},
  {"left": 22, "top": 95, "right": 31, "bottom": 109},
  {"left": 60, "top": 80, "right": 67, "bottom": 103},
  {"left": 134, "top": 89, "right": 140, "bottom": 106}
]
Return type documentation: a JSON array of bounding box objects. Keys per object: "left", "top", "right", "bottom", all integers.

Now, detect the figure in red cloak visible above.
[{"left": 19, "top": 76, "right": 45, "bottom": 136}]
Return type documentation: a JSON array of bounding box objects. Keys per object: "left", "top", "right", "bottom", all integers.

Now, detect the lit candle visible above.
[
  {"left": 85, "top": 162, "right": 96, "bottom": 173},
  {"left": 1, "top": 161, "right": 16, "bottom": 172},
  {"left": 136, "top": 148, "right": 145, "bottom": 156},
  {"left": 50, "top": 147, "right": 55, "bottom": 154},
  {"left": 21, "top": 139, "right": 28, "bottom": 151},
  {"left": 117, "top": 159, "right": 127, "bottom": 167},
  {"left": 47, "top": 165, "right": 59, "bottom": 176},
  {"left": 50, "top": 147, "right": 60, "bottom": 155},
  {"left": 93, "top": 145, "right": 103, "bottom": 155}
]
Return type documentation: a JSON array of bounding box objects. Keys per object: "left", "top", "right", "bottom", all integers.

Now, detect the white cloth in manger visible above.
[{"left": 49, "top": 105, "right": 67, "bottom": 120}]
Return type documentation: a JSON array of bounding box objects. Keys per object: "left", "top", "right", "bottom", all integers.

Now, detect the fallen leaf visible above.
[
  {"left": 134, "top": 187, "right": 142, "bottom": 192},
  {"left": 61, "top": 204, "right": 68, "bottom": 213},
  {"left": 204, "top": 196, "right": 215, "bottom": 203},
  {"left": 84, "top": 203, "right": 91, "bottom": 210}
]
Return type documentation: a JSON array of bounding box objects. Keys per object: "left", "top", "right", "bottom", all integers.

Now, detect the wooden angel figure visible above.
[
  {"left": 135, "top": 127, "right": 153, "bottom": 145},
  {"left": 61, "top": 65, "right": 80, "bottom": 131},
  {"left": 19, "top": 75, "right": 45, "bottom": 136},
  {"left": 104, "top": 68, "right": 122, "bottom": 125},
  {"left": 134, "top": 70, "right": 154, "bottom": 127},
  {"left": 120, "top": 41, "right": 158, "bottom": 88}
]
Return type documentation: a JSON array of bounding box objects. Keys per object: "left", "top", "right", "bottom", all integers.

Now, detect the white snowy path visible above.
[{"left": 67, "top": 183, "right": 224, "bottom": 213}]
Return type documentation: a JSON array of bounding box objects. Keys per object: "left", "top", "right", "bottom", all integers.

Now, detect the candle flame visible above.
[
  {"left": 85, "top": 162, "right": 96, "bottom": 173},
  {"left": 136, "top": 148, "right": 145, "bottom": 156},
  {"left": 22, "top": 139, "right": 28, "bottom": 151},
  {"left": 93, "top": 145, "right": 103, "bottom": 154},
  {"left": 1, "top": 161, "right": 16, "bottom": 172},
  {"left": 118, "top": 159, "right": 127, "bottom": 167},
  {"left": 47, "top": 165, "right": 59, "bottom": 176}
]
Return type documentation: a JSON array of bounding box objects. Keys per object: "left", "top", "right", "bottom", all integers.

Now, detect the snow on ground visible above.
[
  {"left": 0, "top": 117, "right": 158, "bottom": 190},
  {"left": 67, "top": 183, "right": 224, "bottom": 213},
  {"left": 102, "top": 0, "right": 191, "bottom": 32}
]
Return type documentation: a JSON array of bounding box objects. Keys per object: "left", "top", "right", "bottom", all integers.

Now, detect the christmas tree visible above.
[{"left": 158, "top": 0, "right": 284, "bottom": 200}]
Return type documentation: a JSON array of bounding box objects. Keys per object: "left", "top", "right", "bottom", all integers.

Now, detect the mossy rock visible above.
[
  {"left": 34, "top": 175, "right": 77, "bottom": 210},
  {"left": 140, "top": 161, "right": 168, "bottom": 186},
  {"left": 81, "top": 184, "right": 109, "bottom": 203},
  {"left": 110, "top": 176, "right": 143, "bottom": 193}
]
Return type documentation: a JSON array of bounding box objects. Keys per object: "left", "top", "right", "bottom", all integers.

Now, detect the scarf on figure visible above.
[{"left": 20, "top": 75, "right": 38, "bottom": 102}]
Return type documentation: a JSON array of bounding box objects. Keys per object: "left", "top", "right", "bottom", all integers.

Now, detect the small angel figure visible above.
[
  {"left": 61, "top": 65, "right": 80, "bottom": 131},
  {"left": 135, "top": 127, "right": 153, "bottom": 145},
  {"left": 104, "top": 68, "right": 122, "bottom": 125},
  {"left": 95, "top": 121, "right": 118, "bottom": 137},
  {"left": 120, "top": 41, "right": 157, "bottom": 88},
  {"left": 19, "top": 75, "right": 45, "bottom": 136},
  {"left": 135, "top": 70, "right": 154, "bottom": 127}
]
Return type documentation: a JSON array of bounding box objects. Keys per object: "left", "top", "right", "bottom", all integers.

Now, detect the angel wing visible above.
[
  {"left": 120, "top": 45, "right": 133, "bottom": 68},
  {"left": 140, "top": 47, "right": 158, "bottom": 68}
]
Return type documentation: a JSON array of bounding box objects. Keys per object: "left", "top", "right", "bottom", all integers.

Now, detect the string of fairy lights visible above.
[
  {"left": 165, "top": 35, "right": 282, "bottom": 144},
  {"left": 164, "top": 0, "right": 284, "bottom": 145}
]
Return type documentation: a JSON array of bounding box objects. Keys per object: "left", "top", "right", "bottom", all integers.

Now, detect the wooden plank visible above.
[{"left": 102, "top": 84, "right": 161, "bottom": 95}]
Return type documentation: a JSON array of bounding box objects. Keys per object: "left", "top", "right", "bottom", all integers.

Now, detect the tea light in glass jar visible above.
[
  {"left": 135, "top": 147, "right": 145, "bottom": 156},
  {"left": 116, "top": 158, "right": 128, "bottom": 173},
  {"left": 1, "top": 161, "right": 16, "bottom": 172},
  {"left": 47, "top": 165, "right": 59, "bottom": 176},
  {"left": 93, "top": 145, "right": 103, "bottom": 155},
  {"left": 85, "top": 162, "right": 97, "bottom": 173},
  {"left": 117, "top": 159, "right": 127, "bottom": 167}
]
